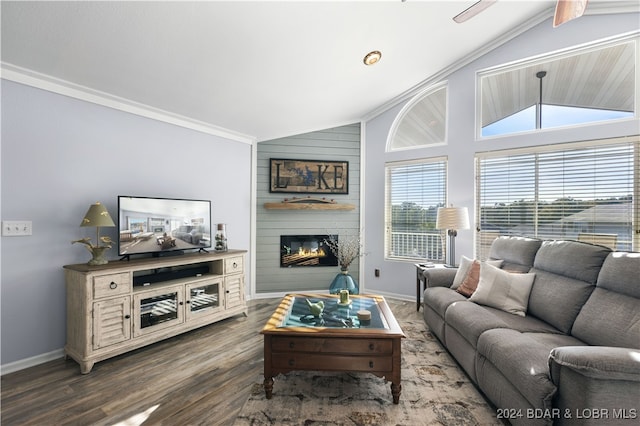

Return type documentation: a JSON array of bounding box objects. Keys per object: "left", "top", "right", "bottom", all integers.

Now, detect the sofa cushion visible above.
[
  {"left": 527, "top": 240, "right": 610, "bottom": 334},
  {"left": 476, "top": 329, "right": 583, "bottom": 412},
  {"left": 469, "top": 263, "right": 536, "bottom": 316},
  {"left": 572, "top": 288, "right": 639, "bottom": 348},
  {"left": 595, "top": 252, "right": 640, "bottom": 298},
  {"left": 488, "top": 236, "right": 542, "bottom": 273},
  {"left": 444, "top": 302, "right": 562, "bottom": 351},
  {"left": 451, "top": 256, "right": 503, "bottom": 290},
  {"left": 423, "top": 286, "right": 467, "bottom": 318},
  {"left": 456, "top": 260, "right": 481, "bottom": 296},
  {"left": 571, "top": 252, "right": 640, "bottom": 348},
  {"left": 533, "top": 240, "right": 610, "bottom": 284},
  {"left": 527, "top": 270, "right": 596, "bottom": 334}
]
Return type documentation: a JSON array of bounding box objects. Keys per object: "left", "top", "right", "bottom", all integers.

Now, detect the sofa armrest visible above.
[
  {"left": 422, "top": 267, "right": 457, "bottom": 288},
  {"left": 549, "top": 346, "right": 640, "bottom": 423}
]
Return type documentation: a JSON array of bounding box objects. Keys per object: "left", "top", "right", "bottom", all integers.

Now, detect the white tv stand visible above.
[{"left": 64, "top": 250, "right": 247, "bottom": 374}]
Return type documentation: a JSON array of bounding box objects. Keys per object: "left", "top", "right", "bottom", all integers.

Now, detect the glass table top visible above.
[{"left": 278, "top": 295, "right": 388, "bottom": 330}]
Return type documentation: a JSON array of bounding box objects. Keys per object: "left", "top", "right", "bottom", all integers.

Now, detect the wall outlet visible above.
[
  {"left": 2, "top": 221, "right": 32, "bottom": 236},
  {"left": 375, "top": 268, "right": 380, "bottom": 277}
]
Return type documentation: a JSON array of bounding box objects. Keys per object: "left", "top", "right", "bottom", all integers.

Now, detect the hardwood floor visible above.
[{"left": 1, "top": 297, "right": 420, "bottom": 426}]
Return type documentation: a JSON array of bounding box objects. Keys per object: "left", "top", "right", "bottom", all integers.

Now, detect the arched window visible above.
[{"left": 387, "top": 83, "right": 448, "bottom": 151}]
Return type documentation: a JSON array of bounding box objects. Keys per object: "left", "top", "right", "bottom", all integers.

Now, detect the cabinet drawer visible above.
[
  {"left": 225, "top": 256, "right": 243, "bottom": 274},
  {"left": 93, "top": 273, "right": 131, "bottom": 299},
  {"left": 271, "top": 337, "right": 392, "bottom": 354},
  {"left": 272, "top": 353, "right": 392, "bottom": 372}
]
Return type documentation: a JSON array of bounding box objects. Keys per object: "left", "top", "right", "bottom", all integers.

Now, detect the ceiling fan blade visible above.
[
  {"left": 453, "top": 0, "right": 497, "bottom": 23},
  {"left": 553, "top": 0, "right": 588, "bottom": 27}
]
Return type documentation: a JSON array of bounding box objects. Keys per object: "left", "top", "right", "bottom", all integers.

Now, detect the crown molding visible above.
[{"left": 1, "top": 62, "right": 256, "bottom": 145}]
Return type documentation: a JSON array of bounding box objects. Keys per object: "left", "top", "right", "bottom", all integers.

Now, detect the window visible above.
[
  {"left": 475, "top": 137, "right": 639, "bottom": 259},
  {"left": 385, "top": 158, "right": 447, "bottom": 261},
  {"left": 387, "top": 83, "right": 447, "bottom": 151},
  {"left": 479, "top": 36, "right": 637, "bottom": 138}
]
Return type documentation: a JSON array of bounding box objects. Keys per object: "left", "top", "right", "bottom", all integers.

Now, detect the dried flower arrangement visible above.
[{"left": 325, "top": 231, "right": 366, "bottom": 271}]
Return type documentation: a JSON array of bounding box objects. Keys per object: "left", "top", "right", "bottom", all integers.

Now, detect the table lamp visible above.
[
  {"left": 436, "top": 206, "right": 470, "bottom": 267},
  {"left": 72, "top": 202, "right": 116, "bottom": 265}
]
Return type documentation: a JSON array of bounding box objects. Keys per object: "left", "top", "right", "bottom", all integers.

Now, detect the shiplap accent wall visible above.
[{"left": 256, "top": 123, "right": 361, "bottom": 293}]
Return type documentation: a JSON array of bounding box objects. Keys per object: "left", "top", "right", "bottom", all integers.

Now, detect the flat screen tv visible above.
[{"left": 118, "top": 196, "right": 212, "bottom": 258}]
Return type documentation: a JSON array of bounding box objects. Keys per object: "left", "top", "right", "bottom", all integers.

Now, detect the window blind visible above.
[
  {"left": 385, "top": 158, "right": 447, "bottom": 261},
  {"left": 475, "top": 138, "right": 638, "bottom": 259}
]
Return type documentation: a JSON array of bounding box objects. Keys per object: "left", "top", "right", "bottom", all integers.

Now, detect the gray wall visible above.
[
  {"left": 256, "top": 124, "right": 361, "bottom": 293},
  {"left": 1, "top": 80, "right": 252, "bottom": 367},
  {"left": 363, "top": 13, "right": 640, "bottom": 299}
]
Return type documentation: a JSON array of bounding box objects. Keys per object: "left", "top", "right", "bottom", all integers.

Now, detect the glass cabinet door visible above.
[
  {"left": 133, "top": 286, "right": 184, "bottom": 337},
  {"left": 186, "top": 279, "right": 222, "bottom": 321}
]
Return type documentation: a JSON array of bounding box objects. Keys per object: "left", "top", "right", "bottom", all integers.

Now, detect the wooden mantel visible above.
[{"left": 264, "top": 196, "right": 355, "bottom": 211}]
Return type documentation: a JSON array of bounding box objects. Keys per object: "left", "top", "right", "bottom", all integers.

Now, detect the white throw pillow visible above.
[
  {"left": 470, "top": 263, "right": 536, "bottom": 317},
  {"left": 451, "top": 256, "right": 504, "bottom": 290}
]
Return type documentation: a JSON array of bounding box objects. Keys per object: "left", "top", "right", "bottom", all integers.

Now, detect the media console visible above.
[{"left": 64, "top": 249, "right": 247, "bottom": 374}]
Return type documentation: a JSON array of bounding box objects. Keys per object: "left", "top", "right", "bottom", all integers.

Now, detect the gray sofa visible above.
[{"left": 422, "top": 236, "right": 639, "bottom": 425}]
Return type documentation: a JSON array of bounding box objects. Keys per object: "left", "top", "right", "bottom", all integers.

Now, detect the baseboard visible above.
[{"left": 1, "top": 348, "right": 65, "bottom": 376}]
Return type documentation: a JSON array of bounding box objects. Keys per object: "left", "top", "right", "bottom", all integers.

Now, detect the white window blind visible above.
[
  {"left": 385, "top": 158, "right": 447, "bottom": 261},
  {"left": 475, "top": 138, "right": 638, "bottom": 259}
]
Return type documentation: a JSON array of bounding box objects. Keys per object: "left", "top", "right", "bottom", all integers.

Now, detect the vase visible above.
[
  {"left": 88, "top": 246, "right": 109, "bottom": 266},
  {"left": 215, "top": 223, "right": 228, "bottom": 252},
  {"left": 329, "top": 269, "right": 359, "bottom": 295}
]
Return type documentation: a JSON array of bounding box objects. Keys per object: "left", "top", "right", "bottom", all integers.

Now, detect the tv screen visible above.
[{"left": 118, "top": 196, "right": 212, "bottom": 257}]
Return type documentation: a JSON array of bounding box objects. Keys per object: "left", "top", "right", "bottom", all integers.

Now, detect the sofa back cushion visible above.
[
  {"left": 572, "top": 252, "right": 640, "bottom": 348},
  {"left": 528, "top": 240, "right": 611, "bottom": 334},
  {"left": 488, "top": 236, "right": 542, "bottom": 273}
]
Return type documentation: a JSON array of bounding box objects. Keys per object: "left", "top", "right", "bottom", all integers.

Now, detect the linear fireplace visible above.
[{"left": 280, "top": 234, "right": 338, "bottom": 267}]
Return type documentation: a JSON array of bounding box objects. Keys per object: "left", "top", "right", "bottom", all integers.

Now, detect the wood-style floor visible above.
[{"left": 1, "top": 297, "right": 420, "bottom": 426}]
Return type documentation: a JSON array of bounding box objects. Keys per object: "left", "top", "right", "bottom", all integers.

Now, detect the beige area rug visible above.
[{"left": 234, "top": 320, "right": 501, "bottom": 425}]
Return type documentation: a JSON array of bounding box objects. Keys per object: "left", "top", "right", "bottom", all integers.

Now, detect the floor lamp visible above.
[{"left": 436, "top": 206, "right": 470, "bottom": 267}]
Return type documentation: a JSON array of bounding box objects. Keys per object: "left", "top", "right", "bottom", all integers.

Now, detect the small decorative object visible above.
[
  {"left": 357, "top": 310, "right": 371, "bottom": 321},
  {"left": 214, "top": 223, "right": 228, "bottom": 252},
  {"left": 305, "top": 298, "right": 325, "bottom": 317},
  {"left": 325, "top": 231, "right": 365, "bottom": 294},
  {"left": 72, "top": 202, "right": 116, "bottom": 266},
  {"left": 339, "top": 289, "right": 350, "bottom": 305}
]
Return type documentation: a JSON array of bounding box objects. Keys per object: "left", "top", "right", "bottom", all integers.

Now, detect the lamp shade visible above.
[
  {"left": 80, "top": 202, "right": 115, "bottom": 228},
  {"left": 436, "top": 206, "right": 470, "bottom": 231}
]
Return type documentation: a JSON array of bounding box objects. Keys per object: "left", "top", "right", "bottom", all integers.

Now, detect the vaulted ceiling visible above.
[{"left": 1, "top": 1, "right": 637, "bottom": 142}]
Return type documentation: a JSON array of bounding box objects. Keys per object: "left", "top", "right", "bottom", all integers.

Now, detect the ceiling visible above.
[{"left": 1, "top": 1, "right": 637, "bottom": 142}]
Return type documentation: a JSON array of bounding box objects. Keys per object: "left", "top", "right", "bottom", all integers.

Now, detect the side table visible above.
[{"left": 415, "top": 263, "right": 449, "bottom": 311}]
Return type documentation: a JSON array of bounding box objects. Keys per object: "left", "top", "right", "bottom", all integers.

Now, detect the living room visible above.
[{"left": 1, "top": 1, "right": 639, "bottom": 424}]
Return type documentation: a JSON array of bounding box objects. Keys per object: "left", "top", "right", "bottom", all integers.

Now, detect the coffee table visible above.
[{"left": 261, "top": 293, "right": 406, "bottom": 404}]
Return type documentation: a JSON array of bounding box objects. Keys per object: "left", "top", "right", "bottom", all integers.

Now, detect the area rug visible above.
[{"left": 234, "top": 319, "right": 501, "bottom": 425}]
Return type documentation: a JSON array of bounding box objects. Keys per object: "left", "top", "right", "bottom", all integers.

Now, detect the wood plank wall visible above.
[{"left": 256, "top": 123, "right": 361, "bottom": 293}]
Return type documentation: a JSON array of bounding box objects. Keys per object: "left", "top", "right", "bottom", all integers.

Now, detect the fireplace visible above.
[{"left": 280, "top": 234, "right": 338, "bottom": 267}]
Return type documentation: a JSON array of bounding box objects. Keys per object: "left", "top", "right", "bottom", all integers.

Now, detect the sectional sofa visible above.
[{"left": 422, "top": 236, "right": 639, "bottom": 425}]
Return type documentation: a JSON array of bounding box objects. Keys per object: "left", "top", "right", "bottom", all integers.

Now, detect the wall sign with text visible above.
[{"left": 269, "top": 158, "right": 349, "bottom": 194}]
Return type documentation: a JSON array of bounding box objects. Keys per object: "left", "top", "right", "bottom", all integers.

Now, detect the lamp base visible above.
[{"left": 87, "top": 246, "right": 110, "bottom": 266}]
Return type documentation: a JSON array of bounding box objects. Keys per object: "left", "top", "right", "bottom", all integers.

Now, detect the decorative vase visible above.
[
  {"left": 88, "top": 246, "right": 109, "bottom": 266},
  {"left": 215, "top": 223, "right": 228, "bottom": 252},
  {"left": 329, "top": 268, "right": 359, "bottom": 295}
]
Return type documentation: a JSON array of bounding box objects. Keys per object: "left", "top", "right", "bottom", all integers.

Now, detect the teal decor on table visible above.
[
  {"left": 329, "top": 269, "right": 359, "bottom": 295},
  {"left": 325, "top": 230, "right": 366, "bottom": 295}
]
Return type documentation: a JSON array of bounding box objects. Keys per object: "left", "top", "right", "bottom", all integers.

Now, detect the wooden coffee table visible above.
[{"left": 261, "top": 293, "right": 405, "bottom": 404}]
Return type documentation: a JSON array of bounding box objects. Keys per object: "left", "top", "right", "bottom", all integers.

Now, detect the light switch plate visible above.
[{"left": 2, "top": 221, "right": 32, "bottom": 236}]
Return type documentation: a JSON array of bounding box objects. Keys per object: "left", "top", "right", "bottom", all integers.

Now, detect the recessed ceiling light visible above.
[{"left": 363, "top": 50, "right": 382, "bottom": 66}]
